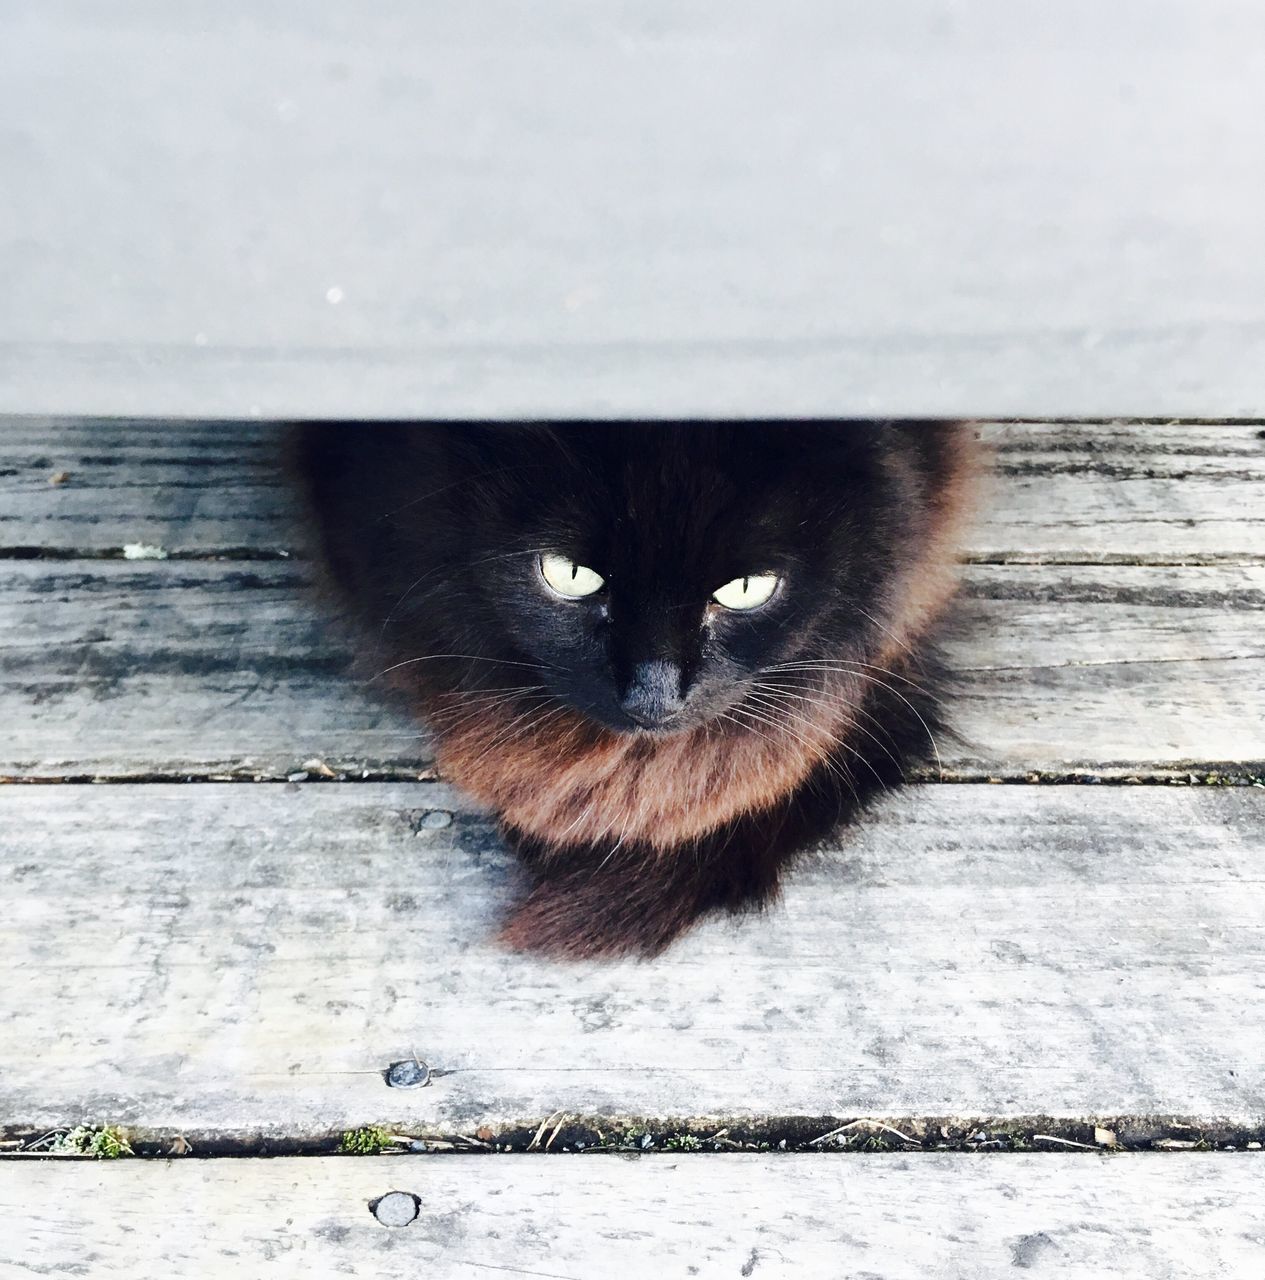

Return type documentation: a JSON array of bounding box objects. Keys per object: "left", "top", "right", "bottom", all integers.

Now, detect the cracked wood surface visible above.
[
  {"left": 4, "top": 1154, "right": 1264, "bottom": 1280},
  {"left": 3, "top": 783, "right": 1263, "bottom": 1132}
]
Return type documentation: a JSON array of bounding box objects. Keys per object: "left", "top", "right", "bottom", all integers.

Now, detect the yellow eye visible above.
[
  {"left": 539, "top": 554, "right": 605, "bottom": 598},
  {"left": 712, "top": 574, "right": 779, "bottom": 611}
]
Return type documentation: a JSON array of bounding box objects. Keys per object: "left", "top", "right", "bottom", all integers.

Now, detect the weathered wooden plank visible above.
[
  {"left": 0, "top": 419, "right": 292, "bottom": 556},
  {"left": 5, "top": 1154, "right": 1264, "bottom": 1280},
  {"left": 2, "top": 558, "right": 1260, "bottom": 780},
  {"left": 3, "top": 3, "right": 1265, "bottom": 418},
  {"left": 977, "top": 423, "right": 1265, "bottom": 564},
  {"left": 0, "top": 558, "right": 427, "bottom": 781},
  {"left": 4, "top": 420, "right": 1264, "bottom": 563},
  {"left": 2, "top": 783, "right": 1262, "bottom": 1133},
  {"left": 948, "top": 564, "right": 1265, "bottom": 773},
  {"left": 18, "top": 557, "right": 553, "bottom": 779}
]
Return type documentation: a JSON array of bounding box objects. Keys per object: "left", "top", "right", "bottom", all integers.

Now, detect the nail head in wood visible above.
[
  {"left": 385, "top": 1058, "right": 431, "bottom": 1089},
  {"left": 415, "top": 810, "right": 453, "bottom": 832},
  {"left": 371, "top": 1191, "right": 420, "bottom": 1228}
]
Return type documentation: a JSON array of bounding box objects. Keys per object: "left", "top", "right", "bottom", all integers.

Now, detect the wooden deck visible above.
[{"left": 2, "top": 420, "right": 1264, "bottom": 1277}]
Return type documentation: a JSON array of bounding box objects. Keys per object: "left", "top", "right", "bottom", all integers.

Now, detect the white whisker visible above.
[
  {"left": 762, "top": 660, "right": 945, "bottom": 777},
  {"left": 746, "top": 682, "right": 905, "bottom": 777},
  {"left": 369, "top": 653, "right": 560, "bottom": 683},
  {"left": 737, "top": 693, "right": 891, "bottom": 797}
]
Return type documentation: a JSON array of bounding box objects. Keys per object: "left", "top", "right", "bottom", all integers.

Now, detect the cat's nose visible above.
[{"left": 619, "top": 660, "right": 685, "bottom": 728}]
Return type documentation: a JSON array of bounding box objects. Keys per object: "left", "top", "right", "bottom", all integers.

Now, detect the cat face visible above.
[
  {"left": 299, "top": 421, "right": 954, "bottom": 741},
  {"left": 492, "top": 496, "right": 794, "bottom": 731},
  {"left": 404, "top": 423, "right": 923, "bottom": 737}
]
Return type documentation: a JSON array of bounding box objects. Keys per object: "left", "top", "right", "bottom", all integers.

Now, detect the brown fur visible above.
[
  {"left": 294, "top": 421, "right": 984, "bottom": 958},
  {"left": 429, "top": 671, "right": 860, "bottom": 852}
]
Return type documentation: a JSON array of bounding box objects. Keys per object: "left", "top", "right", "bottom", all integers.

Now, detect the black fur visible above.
[{"left": 291, "top": 421, "right": 976, "bottom": 957}]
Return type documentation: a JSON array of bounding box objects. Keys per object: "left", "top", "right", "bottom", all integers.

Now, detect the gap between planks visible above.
[
  {"left": 3, "top": 770, "right": 1263, "bottom": 786},
  {"left": 4, "top": 1114, "right": 1264, "bottom": 1161},
  {"left": 5, "top": 547, "right": 1265, "bottom": 569}
]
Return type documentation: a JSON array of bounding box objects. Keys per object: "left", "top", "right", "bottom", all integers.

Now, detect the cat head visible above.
[{"left": 302, "top": 422, "right": 966, "bottom": 739}]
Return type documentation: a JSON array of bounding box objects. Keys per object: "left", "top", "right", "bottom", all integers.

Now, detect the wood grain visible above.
[
  {"left": 2, "top": 783, "right": 1262, "bottom": 1134},
  {"left": 6, "top": 1154, "right": 1265, "bottom": 1279},
  {"left": 4, "top": 420, "right": 1264, "bottom": 562},
  {"left": 0, "top": 419, "right": 293, "bottom": 556},
  {"left": 976, "top": 423, "right": 1265, "bottom": 564},
  {"left": 3, "top": 420, "right": 1262, "bottom": 778}
]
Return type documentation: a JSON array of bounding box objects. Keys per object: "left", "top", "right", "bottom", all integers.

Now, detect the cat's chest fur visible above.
[{"left": 428, "top": 671, "right": 856, "bottom": 851}]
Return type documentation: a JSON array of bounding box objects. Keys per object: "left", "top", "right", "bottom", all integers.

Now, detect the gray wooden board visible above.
[
  {"left": 5, "top": 1154, "right": 1265, "bottom": 1280},
  {"left": 975, "top": 423, "right": 1265, "bottom": 565},
  {"left": 2, "top": 783, "right": 1263, "bottom": 1133},
  {"left": 2, "top": 557, "right": 1261, "bottom": 780},
  {"left": 2, "top": 4, "right": 1265, "bottom": 418},
  {"left": 4, "top": 420, "right": 1265, "bottom": 563}
]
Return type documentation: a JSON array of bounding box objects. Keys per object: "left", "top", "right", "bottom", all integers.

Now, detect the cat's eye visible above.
[
  {"left": 712, "top": 574, "right": 780, "bottom": 611},
  {"left": 539, "top": 553, "right": 605, "bottom": 598}
]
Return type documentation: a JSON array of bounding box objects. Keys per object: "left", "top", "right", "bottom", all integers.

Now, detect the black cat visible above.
[{"left": 292, "top": 422, "right": 981, "bottom": 957}]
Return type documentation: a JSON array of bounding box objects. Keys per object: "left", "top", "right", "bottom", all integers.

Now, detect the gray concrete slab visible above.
[{"left": 2, "top": 2, "right": 1264, "bottom": 417}]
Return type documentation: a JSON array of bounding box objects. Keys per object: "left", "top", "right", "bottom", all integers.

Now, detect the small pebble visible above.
[
  {"left": 385, "top": 1059, "right": 431, "bottom": 1090},
  {"left": 372, "top": 1191, "right": 419, "bottom": 1228},
  {"left": 416, "top": 810, "right": 453, "bottom": 832}
]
